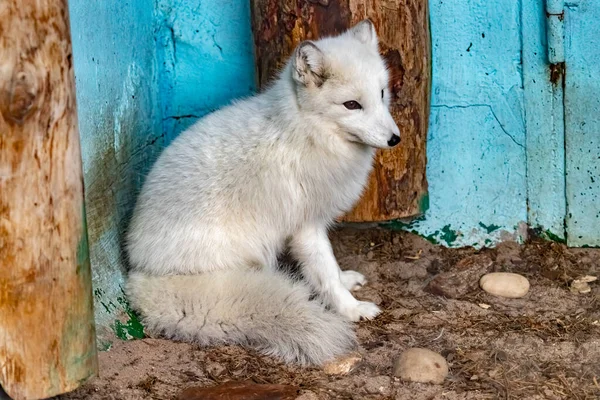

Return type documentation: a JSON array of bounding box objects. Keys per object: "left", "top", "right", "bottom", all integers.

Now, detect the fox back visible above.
[{"left": 126, "top": 20, "right": 399, "bottom": 276}]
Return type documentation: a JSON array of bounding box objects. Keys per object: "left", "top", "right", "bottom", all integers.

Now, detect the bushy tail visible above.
[{"left": 126, "top": 270, "right": 356, "bottom": 366}]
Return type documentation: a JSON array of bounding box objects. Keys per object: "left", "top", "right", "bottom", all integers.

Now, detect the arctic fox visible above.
[{"left": 125, "top": 19, "right": 401, "bottom": 366}]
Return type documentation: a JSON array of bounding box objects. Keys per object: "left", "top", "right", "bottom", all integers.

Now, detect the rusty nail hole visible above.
[{"left": 549, "top": 62, "right": 565, "bottom": 85}]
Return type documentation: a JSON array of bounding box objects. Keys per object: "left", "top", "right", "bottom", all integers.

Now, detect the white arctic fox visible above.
[{"left": 126, "top": 19, "right": 401, "bottom": 366}]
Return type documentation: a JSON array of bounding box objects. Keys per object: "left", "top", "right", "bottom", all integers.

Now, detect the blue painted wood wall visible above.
[
  {"left": 564, "top": 0, "right": 600, "bottom": 247},
  {"left": 68, "top": 0, "right": 599, "bottom": 342},
  {"left": 69, "top": 0, "right": 164, "bottom": 345}
]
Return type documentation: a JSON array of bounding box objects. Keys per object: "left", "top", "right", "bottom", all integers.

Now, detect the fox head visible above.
[{"left": 291, "top": 19, "right": 401, "bottom": 149}]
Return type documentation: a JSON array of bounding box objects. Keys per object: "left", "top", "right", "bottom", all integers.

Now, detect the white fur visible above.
[{"left": 125, "top": 20, "right": 400, "bottom": 366}]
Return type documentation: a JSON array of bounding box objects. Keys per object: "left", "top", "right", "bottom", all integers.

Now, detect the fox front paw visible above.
[
  {"left": 340, "top": 270, "right": 367, "bottom": 291},
  {"left": 339, "top": 300, "right": 381, "bottom": 322}
]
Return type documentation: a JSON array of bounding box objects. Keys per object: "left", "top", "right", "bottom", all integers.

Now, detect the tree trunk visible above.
[
  {"left": 0, "top": 1, "right": 98, "bottom": 399},
  {"left": 250, "top": 0, "right": 430, "bottom": 222}
]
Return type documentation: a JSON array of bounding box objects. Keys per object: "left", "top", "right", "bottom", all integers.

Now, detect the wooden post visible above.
[
  {"left": 250, "top": 0, "right": 431, "bottom": 222},
  {"left": 0, "top": 0, "right": 98, "bottom": 399}
]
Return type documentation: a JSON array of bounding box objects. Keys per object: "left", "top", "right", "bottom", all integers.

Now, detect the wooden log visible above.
[
  {"left": 0, "top": 0, "right": 98, "bottom": 399},
  {"left": 250, "top": 0, "right": 431, "bottom": 222}
]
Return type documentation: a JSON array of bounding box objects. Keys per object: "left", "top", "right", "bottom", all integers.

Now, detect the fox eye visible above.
[
  {"left": 381, "top": 89, "right": 384, "bottom": 99},
  {"left": 343, "top": 100, "right": 362, "bottom": 110}
]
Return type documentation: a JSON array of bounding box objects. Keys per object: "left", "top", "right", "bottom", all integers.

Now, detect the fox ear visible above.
[
  {"left": 348, "top": 19, "right": 378, "bottom": 48},
  {"left": 292, "top": 41, "right": 328, "bottom": 87}
]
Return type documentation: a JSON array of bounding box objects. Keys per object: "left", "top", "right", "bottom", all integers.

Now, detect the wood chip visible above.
[{"left": 176, "top": 381, "right": 299, "bottom": 400}]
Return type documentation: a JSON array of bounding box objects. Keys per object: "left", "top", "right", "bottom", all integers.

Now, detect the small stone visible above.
[
  {"left": 569, "top": 275, "right": 597, "bottom": 294},
  {"left": 366, "top": 251, "right": 374, "bottom": 260},
  {"left": 480, "top": 272, "right": 530, "bottom": 298},
  {"left": 478, "top": 303, "right": 491, "bottom": 309},
  {"left": 425, "top": 254, "right": 493, "bottom": 299},
  {"left": 323, "top": 353, "right": 362, "bottom": 375},
  {"left": 177, "top": 381, "right": 299, "bottom": 400},
  {"left": 392, "top": 348, "right": 449, "bottom": 384}
]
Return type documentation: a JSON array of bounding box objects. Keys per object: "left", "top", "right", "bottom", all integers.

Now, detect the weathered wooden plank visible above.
[
  {"left": 564, "top": 1, "right": 600, "bottom": 247},
  {"left": 250, "top": 0, "right": 430, "bottom": 222},
  {"left": 69, "top": 0, "right": 163, "bottom": 345},
  {"left": 522, "top": 0, "right": 566, "bottom": 240},
  {"left": 0, "top": 0, "right": 98, "bottom": 398}
]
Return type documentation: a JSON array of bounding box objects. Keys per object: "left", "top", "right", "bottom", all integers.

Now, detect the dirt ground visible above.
[{"left": 62, "top": 227, "right": 600, "bottom": 400}]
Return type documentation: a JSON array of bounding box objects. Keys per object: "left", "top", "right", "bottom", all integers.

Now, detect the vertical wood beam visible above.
[{"left": 0, "top": 1, "right": 98, "bottom": 398}]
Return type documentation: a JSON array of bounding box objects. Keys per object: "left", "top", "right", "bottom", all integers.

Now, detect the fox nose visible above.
[{"left": 387, "top": 134, "right": 401, "bottom": 147}]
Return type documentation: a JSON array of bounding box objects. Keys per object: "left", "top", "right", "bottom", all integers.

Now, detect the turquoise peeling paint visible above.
[
  {"left": 155, "top": 0, "right": 256, "bottom": 141},
  {"left": 408, "top": 0, "right": 529, "bottom": 247},
  {"left": 69, "top": 0, "right": 256, "bottom": 343},
  {"left": 564, "top": 0, "right": 600, "bottom": 247},
  {"left": 522, "top": 0, "right": 567, "bottom": 241},
  {"left": 69, "top": 0, "right": 163, "bottom": 343}
]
